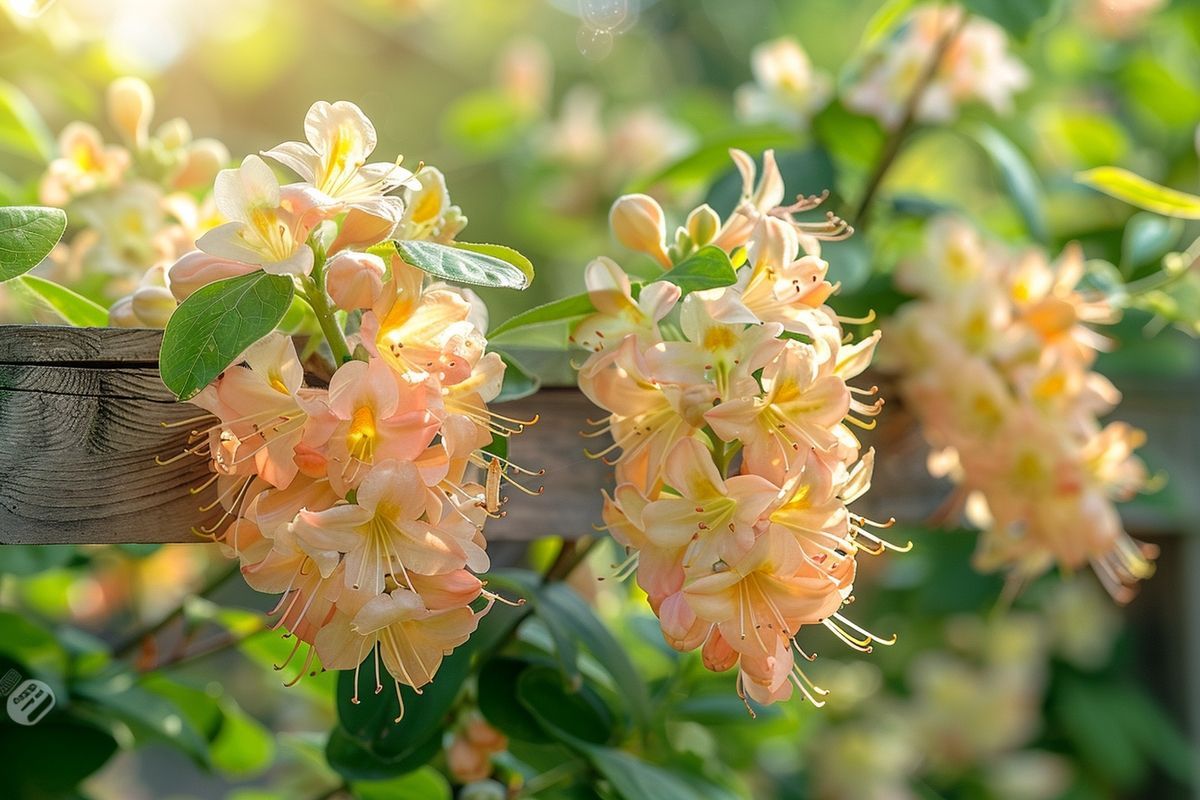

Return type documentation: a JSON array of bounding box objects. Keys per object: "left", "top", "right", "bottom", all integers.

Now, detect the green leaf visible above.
[
  {"left": 963, "top": 124, "right": 1048, "bottom": 244},
  {"left": 0, "top": 206, "right": 67, "bottom": 281},
  {"left": 959, "top": 0, "right": 1061, "bottom": 38},
  {"left": 1121, "top": 213, "right": 1183, "bottom": 274},
  {"left": 812, "top": 103, "right": 886, "bottom": 176},
  {"left": 859, "top": 0, "right": 921, "bottom": 49},
  {"left": 535, "top": 583, "right": 651, "bottom": 730},
  {"left": 0, "top": 80, "right": 54, "bottom": 162},
  {"left": 393, "top": 240, "right": 530, "bottom": 290},
  {"left": 326, "top": 724, "right": 442, "bottom": 782},
  {"left": 516, "top": 665, "right": 614, "bottom": 746},
  {"left": 159, "top": 270, "right": 294, "bottom": 401},
  {"left": 477, "top": 657, "right": 553, "bottom": 743},
  {"left": 453, "top": 242, "right": 535, "bottom": 285},
  {"left": 658, "top": 245, "right": 738, "bottom": 295},
  {"left": 577, "top": 745, "right": 716, "bottom": 800},
  {"left": 17, "top": 274, "right": 108, "bottom": 327},
  {"left": 75, "top": 668, "right": 212, "bottom": 765},
  {"left": 352, "top": 766, "right": 452, "bottom": 800},
  {"left": 211, "top": 699, "right": 276, "bottom": 778},
  {"left": 487, "top": 293, "right": 597, "bottom": 340},
  {"left": 0, "top": 544, "right": 74, "bottom": 576},
  {"left": 0, "top": 719, "right": 117, "bottom": 798},
  {"left": 1076, "top": 167, "right": 1200, "bottom": 219},
  {"left": 495, "top": 350, "right": 541, "bottom": 403}
]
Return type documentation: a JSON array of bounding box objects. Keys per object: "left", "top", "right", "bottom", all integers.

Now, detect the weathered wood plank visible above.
[
  {"left": 0, "top": 359, "right": 222, "bottom": 544},
  {"left": 0, "top": 325, "right": 161, "bottom": 365},
  {"left": 0, "top": 325, "right": 1194, "bottom": 545}
]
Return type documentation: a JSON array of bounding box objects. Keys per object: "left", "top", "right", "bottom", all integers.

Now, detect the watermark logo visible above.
[{"left": 2, "top": 669, "right": 55, "bottom": 726}]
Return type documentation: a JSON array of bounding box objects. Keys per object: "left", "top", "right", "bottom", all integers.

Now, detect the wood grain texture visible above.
[{"left": 0, "top": 326, "right": 1194, "bottom": 545}]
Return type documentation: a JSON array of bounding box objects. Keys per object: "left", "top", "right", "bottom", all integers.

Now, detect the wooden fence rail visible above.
[{"left": 1, "top": 325, "right": 1197, "bottom": 545}]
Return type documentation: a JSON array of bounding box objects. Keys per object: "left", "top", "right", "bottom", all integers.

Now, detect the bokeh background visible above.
[{"left": 1, "top": 1, "right": 1199, "bottom": 798}]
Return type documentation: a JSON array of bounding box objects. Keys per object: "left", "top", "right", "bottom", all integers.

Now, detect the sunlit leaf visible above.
[
  {"left": 487, "top": 292, "right": 596, "bottom": 340},
  {"left": 17, "top": 274, "right": 108, "bottom": 327},
  {"left": 352, "top": 767, "right": 452, "bottom": 800},
  {"left": 1076, "top": 167, "right": 1200, "bottom": 219},
  {"left": 0, "top": 206, "right": 66, "bottom": 281},
  {"left": 0, "top": 80, "right": 54, "bottom": 161},
  {"left": 657, "top": 245, "right": 738, "bottom": 295},
  {"left": 392, "top": 240, "right": 531, "bottom": 290}
]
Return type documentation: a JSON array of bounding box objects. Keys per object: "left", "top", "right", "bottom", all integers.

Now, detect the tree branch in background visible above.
[{"left": 853, "top": 13, "right": 968, "bottom": 230}]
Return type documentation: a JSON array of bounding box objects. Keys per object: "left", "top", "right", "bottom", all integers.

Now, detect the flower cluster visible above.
[
  {"left": 735, "top": 37, "right": 832, "bottom": 130},
  {"left": 883, "top": 216, "right": 1156, "bottom": 601},
  {"left": 845, "top": 3, "right": 1029, "bottom": 128},
  {"left": 165, "top": 101, "right": 529, "bottom": 709},
  {"left": 36, "top": 77, "right": 228, "bottom": 324},
  {"left": 575, "top": 149, "right": 903, "bottom": 707}
]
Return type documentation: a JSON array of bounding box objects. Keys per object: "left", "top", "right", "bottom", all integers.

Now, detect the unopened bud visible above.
[
  {"left": 107, "top": 77, "right": 155, "bottom": 147},
  {"left": 173, "top": 139, "right": 229, "bottom": 191},
  {"left": 326, "top": 251, "right": 386, "bottom": 310},
  {"left": 155, "top": 117, "right": 191, "bottom": 150},
  {"left": 610, "top": 193, "right": 670, "bottom": 268},
  {"left": 686, "top": 204, "right": 720, "bottom": 246},
  {"left": 131, "top": 285, "right": 177, "bottom": 328},
  {"left": 108, "top": 295, "right": 139, "bottom": 328}
]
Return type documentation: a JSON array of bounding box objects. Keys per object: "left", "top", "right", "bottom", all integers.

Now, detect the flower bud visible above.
[
  {"left": 326, "top": 251, "right": 386, "bottom": 310},
  {"left": 108, "top": 295, "right": 139, "bottom": 328},
  {"left": 169, "top": 251, "right": 258, "bottom": 301},
  {"left": 464, "top": 717, "right": 507, "bottom": 751},
  {"left": 155, "top": 117, "right": 192, "bottom": 150},
  {"left": 173, "top": 138, "right": 229, "bottom": 191},
  {"left": 107, "top": 77, "right": 155, "bottom": 147},
  {"left": 131, "top": 285, "right": 177, "bottom": 328},
  {"left": 686, "top": 204, "right": 721, "bottom": 247},
  {"left": 330, "top": 208, "right": 395, "bottom": 253},
  {"left": 446, "top": 737, "right": 489, "bottom": 784},
  {"left": 610, "top": 193, "right": 670, "bottom": 268}
]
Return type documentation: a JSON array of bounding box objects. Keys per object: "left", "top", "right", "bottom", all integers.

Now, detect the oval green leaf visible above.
[
  {"left": 394, "top": 239, "right": 530, "bottom": 289},
  {"left": 658, "top": 245, "right": 739, "bottom": 295},
  {"left": 159, "top": 270, "right": 294, "bottom": 401},
  {"left": 1077, "top": 167, "right": 1200, "bottom": 220},
  {"left": 0, "top": 206, "right": 67, "bottom": 281},
  {"left": 453, "top": 241, "right": 534, "bottom": 285}
]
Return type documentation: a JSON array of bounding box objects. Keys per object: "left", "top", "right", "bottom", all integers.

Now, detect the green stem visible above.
[
  {"left": 301, "top": 250, "right": 352, "bottom": 367},
  {"left": 852, "top": 12, "right": 967, "bottom": 230}
]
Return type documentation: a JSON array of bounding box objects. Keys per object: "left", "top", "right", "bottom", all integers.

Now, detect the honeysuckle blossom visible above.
[
  {"left": 159, "top": 100, "right": 533, "bottom": 708},
  {"left": 885, "top": 215, "right": 1156, "bottom": 601},
  {"left": 576, "top": 149, "right": 899, "bottom": 708},
  {"left": 263, "top": 100, "right": 418, "bottom": 224},
  {"left": 197, "top": 155, "right": 315, "bottom": 276},
  {"left": 735, "top": 37, "right": 832, "bottom": 129},
  {"left": 845, "top": 3, "right": 1030, "bottom": 128}
]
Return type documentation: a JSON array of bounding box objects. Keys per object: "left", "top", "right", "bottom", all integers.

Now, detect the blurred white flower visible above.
[{"left": 735, "top": 37, "right": 832, "bottom": 129}]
